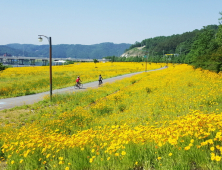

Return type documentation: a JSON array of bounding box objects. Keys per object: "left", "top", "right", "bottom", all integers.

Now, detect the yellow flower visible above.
[
  {"left": 65, "top": 167, "right": 69, "bottom": 170},
  {"left": 11, "top": 160, "right": 14, "bottom": 164},
  {"left": 184, "top": 146, "right": 190, "bottom": 150},
  {"left": 43, "top": 161, "right": 46, "bottom": 164},
  {"left": 157, "top": 157, "right": 161, "bottom": 160},
  {"left": 215, "top": 156, "right": 221, "bottom": 162},
  {"left": 59, "top": 157, "right": 64, "bottom": 161},
  {"left": 115, "top": 153, "right": 119, "bottom": 156},
  {"left": 135, "top": 162, "right": 138, "bottom": 165},
  {"left": 210, "top": 147, "right": 214, "bottom": 151},
  {"left": 46, "top": 154, "right": 51, "bottom": 158},
  {"left": 20, "top": 159, "right": 23, "bottom": 163},
  {"left": 59, "top": 161, "right": 64, "bottom": 164},
  {"left": 91, "top": 149, "right": 95, "bottom": 153},
  {"left": 121, "top": 151, "right": 126, "bottom": 156},
  {"left": 89, "top": 158, "right": 93, "bottom": 163},
  {"left": 107, "top": 157, "right": 110, "bottom": 161},
  {"left": 68, "top": 163, "right": 71, "bottom": 165},
  {"left": 169, "top": 153, "right": 172, "bottom": 156}
]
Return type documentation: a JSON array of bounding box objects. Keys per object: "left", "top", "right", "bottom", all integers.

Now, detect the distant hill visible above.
[
  {"left": 124, "top": 25, "right": 219, "bottom": 56},
  {"left": 0, "top": 42, "right": 131, "bottom": 59},
  {"left": 117, "top": 24, "right": 222, "bottom": 73},
  {"left": 0, "top": 45, "right": 24, "bottom": 56}
]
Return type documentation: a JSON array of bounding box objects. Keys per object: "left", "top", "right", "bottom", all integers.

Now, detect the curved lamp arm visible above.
[{"left": 38, "top": 35, "right": 50, "bottom": 43}]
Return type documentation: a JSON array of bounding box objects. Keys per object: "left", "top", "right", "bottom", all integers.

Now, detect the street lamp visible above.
[{"left": 38, "top": 35, "right": 52, "bottom": 101}]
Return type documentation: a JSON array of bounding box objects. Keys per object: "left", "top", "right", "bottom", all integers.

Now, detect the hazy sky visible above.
[{"left": 1, "top": 0, "right": 222, "bottom": 45}]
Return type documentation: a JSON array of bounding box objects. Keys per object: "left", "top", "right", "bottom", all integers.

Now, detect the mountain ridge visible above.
[{"left": 0, "top": 42, "right": 131, "bottom": 59}]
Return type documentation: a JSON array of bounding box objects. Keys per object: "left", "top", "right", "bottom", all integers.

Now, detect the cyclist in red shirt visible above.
[{"left": 76, "top": 76, "right": 81, "bottom": 87}]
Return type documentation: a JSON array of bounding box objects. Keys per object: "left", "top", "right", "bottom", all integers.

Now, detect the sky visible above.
[{"left": 1, "top": 0, "right": 222, "bottom": 45}]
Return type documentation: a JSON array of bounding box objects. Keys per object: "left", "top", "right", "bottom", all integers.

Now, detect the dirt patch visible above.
[
  {"left": 0, "top": 162, "right": 7, "bottom": 170},
  {"left": 0, "top": 109, "right": 31, "bottom": 125}
]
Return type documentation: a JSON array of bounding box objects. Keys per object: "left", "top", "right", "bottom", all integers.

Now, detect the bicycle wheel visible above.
[
  {"left": 74, "top": 84, "right": 78, "bottom": 89},
  {"left": 79, "top": 83, "right": 83, "bottom": 89},
  {"left": 98, "top": 81, "right": 103, "bottom": 87}
]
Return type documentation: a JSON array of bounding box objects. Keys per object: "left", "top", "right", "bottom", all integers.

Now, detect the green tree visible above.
[
  {"left": 216, "top": 27, "right": 222, "bottom": 46},
  {"left": 219, "top": 11, "right": 222, "bottom": 25},
  {"left": 93, "top": 59, "right": 99, "bottom": 67},
  {"left": 0, "top": 63, "right": 7, "bottom": 71}
]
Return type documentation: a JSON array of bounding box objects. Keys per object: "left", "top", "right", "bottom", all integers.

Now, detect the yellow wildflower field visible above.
[
  {"left": 0, "top": 62, "right": 161, "bottom": 98},
  {"left": 1, "top": 64, "right": 222, "bottom": 169}
]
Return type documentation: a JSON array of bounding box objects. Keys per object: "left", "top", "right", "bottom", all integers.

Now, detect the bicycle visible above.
[
  {"left": 98, "top": 81, "right": 103, "bottom": 87},
  {"left": 74, "top": 82, "right": 83, "bottom": 89}
]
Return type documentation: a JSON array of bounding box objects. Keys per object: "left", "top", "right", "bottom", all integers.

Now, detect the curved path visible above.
[{"left": 0, "top": 67, "right": 166, "bottom": 110}]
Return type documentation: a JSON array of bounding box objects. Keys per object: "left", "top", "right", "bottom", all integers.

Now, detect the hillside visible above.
[
  {"left": 118, "top": 24, "right": 222, "bottom": 72},
  {"left": 121, "top": 46, "right": 147, "bottom": 57},
  {"left": 0, "top": 42, "right": 131, "bottom": 59}
]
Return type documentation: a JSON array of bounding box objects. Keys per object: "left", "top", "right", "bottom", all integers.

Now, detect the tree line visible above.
[
  {"left": 1, "top": 43, "right": 131, "bottom": 59},
  {"left": 106, "top": 12, "right": 222, "bottom": 73}
]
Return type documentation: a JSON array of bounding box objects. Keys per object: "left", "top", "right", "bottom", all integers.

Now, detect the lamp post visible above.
[{"left": 38, "top": 35, "right": 52, "bottom": 101}]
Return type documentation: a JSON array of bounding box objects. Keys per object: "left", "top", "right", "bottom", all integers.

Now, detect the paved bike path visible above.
[{"left": 0, "top": 67, "right": 166, "bottom": 110}]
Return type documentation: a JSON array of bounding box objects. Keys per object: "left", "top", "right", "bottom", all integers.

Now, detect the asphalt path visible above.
[{"left": 0, "top": 67, "right": 166, "bottom": 110}]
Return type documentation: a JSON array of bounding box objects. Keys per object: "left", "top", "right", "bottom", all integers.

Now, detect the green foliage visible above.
[
  {"left": 65, "top": 60, "right": 74, "bottom": 65},
  {"left": 93, "top": 59, "right": 99, "bottom": 63},
  {"left": 125, "top": 29, "right": 201, "bottom": 56},
  {"left": 0, "top": 63, "right": 7, "bottom": 71},
  {"left": 123, "top": 21, "right": 222, "bottom": 73},
  {"left": 145, "top": 87, "right": 152, "bottom": 93},
  {"left": 219, "top": 11, "right": 222, "bottom": 25},
  {"left": 216, "top": 25, "right": 222, "bottom": 46},
  {"left": 186, "top": 25, "right": 222, "bottom": 72}
]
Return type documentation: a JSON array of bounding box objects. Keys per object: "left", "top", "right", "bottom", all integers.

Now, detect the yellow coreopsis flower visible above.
[
  {"left": 46, "top": 154, "right": 51, "bottom": 158},
  {"left": 184, "top": 146, "right": 190, "bottom": 150},
  {"left": 121, "top": 151, "right": 126, "bottom": 155},
  {"left": 89, "top": 158, "right": 93, "bottom": 163},
  {"left": 215, "top": 156, "right": 221, "bottom": 162},
  {"left": 115, "top": 153, "right": 119, "bottom": 156}
]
